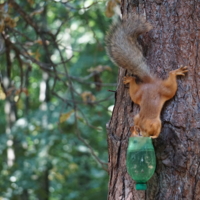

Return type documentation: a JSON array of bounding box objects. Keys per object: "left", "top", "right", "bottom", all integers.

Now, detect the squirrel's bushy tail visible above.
[{"left": 106, "top": 14, "right": 152, "bottom": 80}]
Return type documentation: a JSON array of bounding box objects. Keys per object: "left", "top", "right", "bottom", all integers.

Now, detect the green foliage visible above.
[{"left": 0, "top": 0, "right": 116, "bottom": 199}]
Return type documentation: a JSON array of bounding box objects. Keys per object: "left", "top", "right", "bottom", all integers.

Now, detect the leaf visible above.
[
  {"left": 28, "top": 50, "right": 41, "bottom": 61},
  {"left": 4, "top": 14, "right": 16, "bottom": 28},
  {"left": 81, "top": 92, "right": 96, "bottom": 104},
  {"left": 0, "top": 20, "right": 4, "bottom": 33},
  {"left": 27, "top": 0, "right": 34, "bottom": 5},
  {"left": 105, "top": 0, "right": 116, "bottom": 18},
  {"left": 0, "top": 86, "right": 6, "bottom": 100},
  {"left": 15, "top": 88, "right": 29, "bottom": 96},
  {"left": 34, "top": 50, "right": 41, "bottom": 61},
  {"left": 87, "top": 65, "right": 112, "bottom": 73},
  {"left": 35, "top": 39, "right": 43, "bottom": 45},
  {"left": 30, "top": 8, "right": 44, "bottom": 17},
  {"left": 59, "top": 110, "right": 74, "bottom": 123},
  {"left": 34, "top": 39, "right": 50, "bottom": 46}
]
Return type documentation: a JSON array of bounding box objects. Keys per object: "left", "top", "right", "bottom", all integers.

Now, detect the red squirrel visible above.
[{"left": 106, "top": 14, "right": 188, "bottom": 138}]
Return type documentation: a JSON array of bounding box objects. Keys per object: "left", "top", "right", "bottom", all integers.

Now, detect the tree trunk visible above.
[{"left": 107, "top": 0, "right": 200, "bottom": 199}]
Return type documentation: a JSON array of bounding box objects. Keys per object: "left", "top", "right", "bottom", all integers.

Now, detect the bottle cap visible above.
[{"left": 136, "top": 183, "right": 147, "bottom": 190}]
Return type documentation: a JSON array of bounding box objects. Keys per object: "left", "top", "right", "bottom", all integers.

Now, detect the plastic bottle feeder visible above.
[{"left": 126, "top": 136, "right": 156, "bottom": 190}]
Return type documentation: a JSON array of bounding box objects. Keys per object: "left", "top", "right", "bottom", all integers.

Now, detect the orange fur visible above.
[
  {"left": 124, "top": 66, "right": 188, "bottom": 138},
  {"left": 106, "top": 14, "right": 188, "bottom": 138}
]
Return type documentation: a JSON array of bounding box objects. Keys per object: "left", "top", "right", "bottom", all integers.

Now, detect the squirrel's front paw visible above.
[
  {"left": 123, "top": 76, "right": 134, "bottom": 84},
  {"left": 174, "top": 66, "right": 188, "bottom": 76}
]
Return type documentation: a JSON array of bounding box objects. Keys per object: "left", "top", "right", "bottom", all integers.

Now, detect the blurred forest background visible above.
[{"left": 0, "top": 0, "right": 118, "bottom": 199}]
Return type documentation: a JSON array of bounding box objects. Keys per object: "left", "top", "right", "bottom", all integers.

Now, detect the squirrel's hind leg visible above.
[
  {"left": 172, "top": 65, "right": 188, "bottom": 76},
  {"left": 161, "top": 66, "right": 188, "bottom": 99}
]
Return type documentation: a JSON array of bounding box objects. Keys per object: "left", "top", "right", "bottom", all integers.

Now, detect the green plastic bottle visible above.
[{"left": 126, "top": 137, "right": 156, "bottom": 190}]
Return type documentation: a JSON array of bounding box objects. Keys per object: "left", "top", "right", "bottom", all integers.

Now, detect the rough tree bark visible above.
[{"left": 107, "top": 0, "right": 200, "bottom": 199}]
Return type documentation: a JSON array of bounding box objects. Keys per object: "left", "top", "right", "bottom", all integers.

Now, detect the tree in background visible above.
[
  {"left": 107, "top": 0, "right": 200, "bottom": 199},
  {"left": 0, "top": 0, "right": 116, "bottom": 199}
]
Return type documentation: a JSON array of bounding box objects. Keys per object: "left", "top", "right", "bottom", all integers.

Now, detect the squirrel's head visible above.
[{"left": 134, "top": 116, "right": 161, "bottom": 138}]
